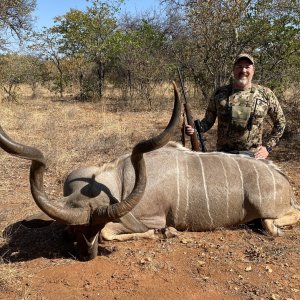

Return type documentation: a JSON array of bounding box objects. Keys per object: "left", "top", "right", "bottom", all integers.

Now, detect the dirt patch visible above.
[{"left": 0, "top": 96, "right": 299, "bottom": 300}]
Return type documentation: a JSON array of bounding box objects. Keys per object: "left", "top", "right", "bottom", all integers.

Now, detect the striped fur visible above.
[{"left": 63, "top": 141, "right": 298, "bottom": 237}]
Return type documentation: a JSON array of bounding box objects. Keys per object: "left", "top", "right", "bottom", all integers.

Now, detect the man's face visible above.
[{"left": 233, "top": 59, "right": 255, "bottom": 89}]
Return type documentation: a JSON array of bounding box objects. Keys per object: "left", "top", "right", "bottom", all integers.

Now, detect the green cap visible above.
[{"left": 234, "top": 53, "right": 254, "bottom": 65}]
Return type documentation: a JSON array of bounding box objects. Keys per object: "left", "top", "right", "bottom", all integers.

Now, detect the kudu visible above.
[
  {"left": 0, "top": 82, "right": 180, "bottom": 261},
  {"left": 1, "top": 82, "right": 299, "bottom": 261}
]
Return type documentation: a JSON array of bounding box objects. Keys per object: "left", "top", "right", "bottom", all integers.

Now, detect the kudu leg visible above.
[
  {"left": 262, "top": 208, "right": 300, "bottom": 236},
  {"left": 273, "top": 208, "right": 300, "bottom": 227},
  {"left": 101, "top": 222, "right": 178, "bottom": 241},
  {"left": 261, "top": 219, "right": 284, "bottom": 236}
]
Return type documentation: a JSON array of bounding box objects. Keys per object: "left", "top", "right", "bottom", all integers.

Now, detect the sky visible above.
[{"left": 33, "top": 0, "right": 162, "bottom": 30}]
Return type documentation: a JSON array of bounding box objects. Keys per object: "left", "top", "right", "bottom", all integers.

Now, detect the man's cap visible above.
[{"left": 234, "top": 53, "right": 254, "bottom": 65}]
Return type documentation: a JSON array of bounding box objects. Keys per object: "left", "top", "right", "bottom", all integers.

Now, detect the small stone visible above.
[
  {"left": 197, "top": 260, "right": 205, "bottom": 266},
  {"left": 265, "top": 266, "right": 273, "bottom": 273}
]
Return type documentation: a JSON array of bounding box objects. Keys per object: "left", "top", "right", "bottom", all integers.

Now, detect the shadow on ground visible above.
[
  {"left": 0, "top": 221, "right": 115, "bottom": 262},
  {"left": 0, "top": 221, "right": 72, "bottom": 262}
]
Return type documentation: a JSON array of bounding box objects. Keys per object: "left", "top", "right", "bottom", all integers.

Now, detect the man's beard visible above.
[{"left": 236, "top": 76, "right": 248, "bottom": 87}]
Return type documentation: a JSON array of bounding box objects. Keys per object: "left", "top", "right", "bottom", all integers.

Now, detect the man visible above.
[{"left": 185, "top": 53, "right": 286, "bottom": 159}]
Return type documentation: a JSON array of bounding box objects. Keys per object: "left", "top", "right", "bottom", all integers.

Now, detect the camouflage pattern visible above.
[{"left": 201, "top": 83, "right": 286, "bottom": 152}]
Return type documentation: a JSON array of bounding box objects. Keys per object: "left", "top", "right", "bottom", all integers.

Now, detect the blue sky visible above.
[{"left": 33, "top": 0, "right": 162, "bottom": 30}]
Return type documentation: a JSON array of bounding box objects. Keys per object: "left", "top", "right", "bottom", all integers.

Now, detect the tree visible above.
[
  {"left": 52, "top": 0, "right": 124, "bottom": 100},
  {"left": 163, "top": 0, "right": 300, "bottom": 101},
  {"left": 0, "top": 0, "right": 36, "bottom": 50},
  {"left": 29, "top": 29, "right": 67, "bottom": 97},
  {"left": 113, "top": 15, "right": 169, "bottom": 109},
  {"left": 0, "top": 53, "right": 45, "bottom": 101},
  {"left": 22, "top": 55, "right": 49, "bottom": 98}
]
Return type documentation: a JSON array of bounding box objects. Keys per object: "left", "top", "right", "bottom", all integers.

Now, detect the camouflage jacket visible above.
[{"left": 200, "top": 83, "right": 286, "bottom": 152}]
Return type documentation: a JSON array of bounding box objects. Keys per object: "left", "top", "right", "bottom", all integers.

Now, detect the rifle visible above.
[
  {"left": 194, "top": 119, "right": 207, "bottom": 152},
  {"left": 177, "top": 67, "right": 207, "bottom": 152}
]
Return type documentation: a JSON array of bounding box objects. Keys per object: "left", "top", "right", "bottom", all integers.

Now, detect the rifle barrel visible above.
[{"left": 177, "top": 66, "right": 201, "bottom": 152}]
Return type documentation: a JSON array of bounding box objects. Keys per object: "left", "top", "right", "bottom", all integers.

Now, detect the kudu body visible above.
[
  {"left": 93, "top": 142, "right": 300, "bottom": 241},
  {"left": 1, "top": 82, "right": 299, "bottom": 261}
]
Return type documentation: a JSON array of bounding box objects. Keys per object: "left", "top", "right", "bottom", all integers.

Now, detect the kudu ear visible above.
[{"left": 22, "top": 212, "right": 54, "bottom": 228}]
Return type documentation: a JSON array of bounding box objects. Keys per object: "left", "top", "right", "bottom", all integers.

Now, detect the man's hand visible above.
[
  {"left": 185, "top": 124, "right": 195, "bottom": 136},
  {"left": 255, "top": 146, "right": 269, "bottom": 159}
]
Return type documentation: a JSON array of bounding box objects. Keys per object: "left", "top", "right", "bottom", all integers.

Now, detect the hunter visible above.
[{"left": 185, "top": 53, "right": 286, "bottom": 159}]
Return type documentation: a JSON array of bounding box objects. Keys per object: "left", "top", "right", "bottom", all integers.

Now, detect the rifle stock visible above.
[
  {"left": 194, "top": 119, "right": 207, "bottom": 152},
  {"left": 183, "top": 102, "right": 201, "bottom": 151}
]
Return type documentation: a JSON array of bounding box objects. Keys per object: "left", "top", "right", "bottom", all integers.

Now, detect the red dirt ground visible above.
[{"left": 0, "top": 98, "right": 299, "bottom": 300}]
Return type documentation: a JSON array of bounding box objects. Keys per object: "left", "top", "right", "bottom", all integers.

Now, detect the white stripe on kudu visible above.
[
  {"left": 175, "top": 153, "right": 180, "bottom": 224},
  {"left": 198, "top": 156, "right": 214, "bottom": 228},
  {"left": 232, "top": 156, "right": 245, "bottom": 218},
  {"left": 218, "top": 156, "right": 230, "bottom": 222},
  {"left": 183, "top": 158, "right": 189, "bottom": 227},
  {"left": 253, "top": 163, "right": 262, "bottom": 207},
  {"left": 265, "top": 163, "right": 276, "bottom": 205}
]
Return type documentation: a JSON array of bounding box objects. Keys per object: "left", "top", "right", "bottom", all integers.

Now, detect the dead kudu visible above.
[{"left": 1, "top": 83, "right": 300, "bottom": 261}]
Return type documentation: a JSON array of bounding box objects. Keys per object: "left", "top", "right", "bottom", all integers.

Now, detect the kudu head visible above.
[{"left": 0, "top": 82, "right": 181, "bottom": 261}]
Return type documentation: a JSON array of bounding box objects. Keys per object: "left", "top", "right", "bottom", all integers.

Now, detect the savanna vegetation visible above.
[
  {"left": 0, "top": 1, "right": 300, "bottom": 299},
  {"left": 0, "top": 0, "right": 299, "bottom": 137}
]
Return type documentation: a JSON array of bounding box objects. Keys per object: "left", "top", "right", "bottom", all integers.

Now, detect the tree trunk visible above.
[{"left": 97, "top": 61, "right": 105, "bottom": 99}]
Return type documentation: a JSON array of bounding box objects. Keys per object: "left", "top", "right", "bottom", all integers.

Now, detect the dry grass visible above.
[
  {"left": 0, "top": 85, "right": 299, "bottom": 299},
  {"left": 0, "top": 261, "right": 30, "bottom": 293},
  {"left": 0, "top": 85, "right": 179, "bottom": 292},
  {"left": 1, "top": 84, "right": 178, "bottom": 166}
]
